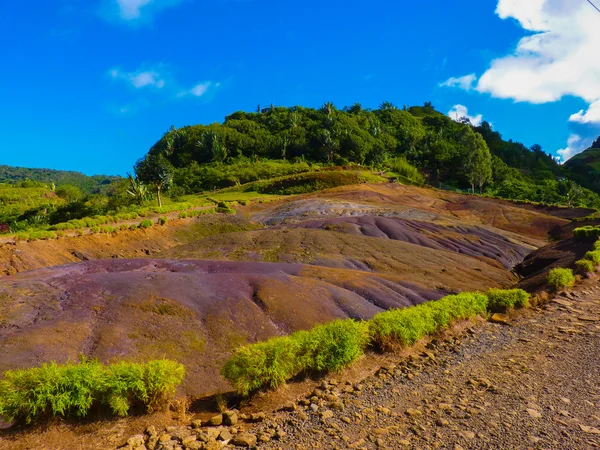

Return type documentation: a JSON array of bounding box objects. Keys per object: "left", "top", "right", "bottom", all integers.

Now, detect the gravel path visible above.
[{"left": 242, "top": 282, "right": 600, "bottom": 450}]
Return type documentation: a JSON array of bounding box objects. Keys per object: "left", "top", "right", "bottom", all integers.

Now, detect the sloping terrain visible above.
[
  {"left": 0, "top": 183, "right": 574, "bottom": 403},
  {"left": 0, "top": 259, "right": 443, "bottom": 397}
]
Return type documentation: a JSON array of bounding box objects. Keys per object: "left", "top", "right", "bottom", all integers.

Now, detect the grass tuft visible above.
[{"left": 547, "top": 268, "right": 575, "bottom": 291}]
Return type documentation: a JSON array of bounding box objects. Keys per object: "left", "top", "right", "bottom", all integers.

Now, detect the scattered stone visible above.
[
  {"left": 250, "top": 412, "right": 266, "bottom": 422},
  {"left": 405, "top": 408, "right": 423, "bottom": 418},
  {"left": 218, "top": 429, "right": 233, "bottom": 441},
  {"left": 527, "top": 409, "right": 542, "bottom": 419},
  {"left": 127, "top": 435, "right": 146, "bottom": 448},
  {"left": 460, "top": 430, "right": 475, "bottom": 439},
  {"left": 223, "top": 411, "right": 238, "bottom": 426},
  {"left": 231, "top": 433, "right": 257, "bottom": 447},
  {"left": 579, "top": 425, "right": 600, "bottom": 434},
  {"left": 320, "top": 410, "right": 334, "bottom": 420},
  {"left": 281, "top": 402, "right": 297, "bottom": 412},
  {"left": 490, "top": 313, "right": 510, "bottom": 325},
  {"left": 191, "top": 420, "right": 202, "bottom": 429},
  {"left": 207, "top": 414, "right": 223, "bottom": 426}
]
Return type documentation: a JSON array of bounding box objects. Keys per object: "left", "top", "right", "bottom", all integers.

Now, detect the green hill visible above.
[
  {"left": 138, "top": 103, "right": 600, "bottom": 209},
  {"left": 0, "top": 165, "right": 121, "bottom": 194},
  {"left": 564, "top": 138, "right": 600, "bottom": 193}
]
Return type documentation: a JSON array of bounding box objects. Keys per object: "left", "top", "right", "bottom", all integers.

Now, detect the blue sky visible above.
[{"left": 1, "top": 0, "right": 599, "bottom": 175}]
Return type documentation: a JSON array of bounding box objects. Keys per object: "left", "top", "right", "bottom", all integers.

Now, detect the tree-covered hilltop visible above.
[
  {"left": 0, "top": 165, "right": 121, "bottom": 195},
  {"left": 139, "top": 102, "right": 600, "bottom": 208},
  {"left": 564, "top": 139, "right": 600, "bottom": 194}
]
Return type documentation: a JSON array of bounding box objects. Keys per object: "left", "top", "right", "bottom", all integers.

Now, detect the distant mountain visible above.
[
  {"left": 564, "top": 138, "right": 600, "bottom": 193},
  {"left": 0, "top": 165, "right": 122, "bottom": 194}
]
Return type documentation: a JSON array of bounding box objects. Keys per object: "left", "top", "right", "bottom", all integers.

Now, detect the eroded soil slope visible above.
[{"left": 0, "top": 258, "right": 444, "bottom": 397}]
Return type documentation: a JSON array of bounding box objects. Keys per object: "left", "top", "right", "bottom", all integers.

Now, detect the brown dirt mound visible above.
[
  {"left": 158, "top": 227, "right": 519, "bottom": 293},
  {"left": 282, "top": 216, "right": 530, "bottom": 269},
  {"left": 0, "top": 259, "right": 444, "bottom": 398}
]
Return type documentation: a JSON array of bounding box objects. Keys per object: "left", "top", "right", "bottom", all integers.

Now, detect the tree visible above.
[
  {"left": 592, "top": 136, "right": 600, "bottom": 149},
  {"left": 55, "top": 184, "right": 84, "bottom": 203},
  {"left": 461, "top": 128, "right": 492, "bottom": 194},
  {"left": 134, "top": 154, "right": 173, "bottom": 207},
  {"left": 125, "top": 173, "right": 151, "bottom": 205}
]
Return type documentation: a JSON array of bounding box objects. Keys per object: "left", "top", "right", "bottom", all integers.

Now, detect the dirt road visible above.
[{"left": 245, "top": 281, "right": 600, "bottom": 450}]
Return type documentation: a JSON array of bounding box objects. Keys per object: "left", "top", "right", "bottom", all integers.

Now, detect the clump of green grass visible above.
[
  {"left": 369, "top": 293, "right": 488, "bottom": 350},
  {"left": 158, "top": 217, "right": 168, "bottom": 226},
  {"left": 583, "top": 250, "right": 600, "bottom": 265},
  {"left": 388, "top": 157, "right": 425, "bottom": 186},
  {"left": 485, "top": 288, "right": 530, "bottom": 312},
  {"left": 0, "top": 359, "right": 184, "bottom": 424},
  {"left": 575, "top": 259, "right": 595, "bottom": 276},
  {"left": 547, "top": 268, "right": 575, "bottom": 291},
  {"left": 573, "top": 226, "right": 600, "bottom": 241},
  {"left": 139, "top": 219, "right": 153, "bottom": 229}
]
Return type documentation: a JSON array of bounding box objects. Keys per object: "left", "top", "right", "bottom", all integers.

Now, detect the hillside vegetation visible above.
[
  {"left": 564, "top": 137, "right": 600, "bottom": 193},
  {"left": 141, "top": 102, "right": 600, "bottom": 207}
]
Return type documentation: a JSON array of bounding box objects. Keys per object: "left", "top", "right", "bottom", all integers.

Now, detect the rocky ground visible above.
[{"left": 115, "top": 279, "right": 600, "bottom": 450}]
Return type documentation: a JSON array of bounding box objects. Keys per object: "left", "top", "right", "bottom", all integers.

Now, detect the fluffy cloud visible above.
[
  {"left": 447, "top": 104, "right": 483, "bottom": 126},
  {"left": 442, "top": 0, "right": 600, "bottom": 161},
  {"left": 110, "top": 68, "right": 166, "bottom": 89},
  {"left": 178, "top": 81, "right": 221, "bottom": 98},
  {"left": 116, "top": 0, "right": 152, "bottom": 19},
  {"left": 439, "top": 74, "right": 477, "bottom": 91}
]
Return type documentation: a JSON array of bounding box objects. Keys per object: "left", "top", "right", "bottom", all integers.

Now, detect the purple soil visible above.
[
  {"left": 283, "top": 216, "right": 530, "bottom": 269},
  {"left": 0, "top": 259, "right": 443, "bottom": 397}
]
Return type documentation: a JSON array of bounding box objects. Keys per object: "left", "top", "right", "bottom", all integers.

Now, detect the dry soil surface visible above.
[{"left": 236, "top": 280, "right": 600, "bottom": 450}]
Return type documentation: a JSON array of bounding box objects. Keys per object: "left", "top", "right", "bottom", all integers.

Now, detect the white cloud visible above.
[
  {"left": 179, "top": 81, "right": 221, "bottom": 98},
  {"left": 110, "top": 67, "right": 166, "bottom": 89},
  {"left": 440, "top": 74, "right": 477, "bottom": 91},
  {"left": 569, "top": 100, "right": 600, "bottom": 124},
  {"left": 441, "top": 0, "right": 600, "bottom": 161},
  {"left": 448, "top": 104, "right": 483, "bottom": 126},
  {"left": 557, "top": 134, "right": 587, "bottom": 162}
]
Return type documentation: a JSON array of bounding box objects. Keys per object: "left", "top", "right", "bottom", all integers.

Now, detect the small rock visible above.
[
  {"left": 250, "top": 412, "right": 266, "bottom": 422},
  {"left": 231, "top": 433, "right": 257, "bottom": 447},
  {"left": 405, "top": 408, "right": 423, "bottom": 418},
  {"left": 320, "top": 410, "right": 334, "bottom": 420},
  {"left": 460, "top": 430, "right": 475, "bottom": 439},
  {"left": 579, "top": 424, "right": 600, "bottom": 434},
  {"left": 490, "top": 313, "right": 510, "bottom": 325},
  {"left": 436, "top": 418, "right": 449, "bottom": 427},
  {"left": 128, "top": 435, "right": 146, "bottom": 448},
  {"left": 191, "top": 419, "right": 202, "bottom": 429},
  {"left": 218, "top": 429, "right": 233, "bottom": 441},
  {"left": 223, "top": 411, "right": 238, "bottom": 426},
  {"left": 281, "top": 401, "right": 297, "bottom": 412},
  {"left": 527, "top": 409, "right": 542, "bottom": 419},
  {"left": 207, "top": 414, "right": 223, "bottom": 426}
]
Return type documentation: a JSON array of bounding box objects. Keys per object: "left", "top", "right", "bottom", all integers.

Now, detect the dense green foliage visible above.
[
  {"left": 547, "top": 268, "right": 575, "bottom": 290},
  {"left": 564, "top": 146, "right": 600, "bottom": 193},
  {"left": 0, "top": 359, "right": 184, "bottom": 424},
  {"left": 485, "top": 289, "right": 530, "bottom": 312},
  {"left": 573, "top": 226, "right": 600, "bottom": 240},
  {"left": 223, "top": 289, "right": 531, "bottom": 395},
  {"left": 222, "top": 320, "right": 369, "bottom": 396},
  {"left": 144, "top": 103, "right": 600, "bottom": 207},
  {"left": 583, "top": 250, "right": 600, "bottom": 265},
  {"left": 0, "top": 166, "right": 121, "bottom": 195},
  {"left": 575, "top": 259, "right": 595, "bottom": 275}
]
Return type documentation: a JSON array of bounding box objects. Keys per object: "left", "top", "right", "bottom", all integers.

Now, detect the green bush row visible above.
[
  {"left": 178, "top": 207, "right": 217, "bottom": 219},
  {"left": 0, "top": 359, "right": 184, "bottom": 424},
  {"left": 573, "top": 226, "right": 600, "bottom": 240},
  {"left": 575, "top": 259, "right": 595, "bottom": 275},
  {"left": 222, "top": 289, "right": 529, "bottom": 396}
]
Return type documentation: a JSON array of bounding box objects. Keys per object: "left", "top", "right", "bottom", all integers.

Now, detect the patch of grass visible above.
[
  {"left": 583, "top": 250, "right": 600, "bottom": 265},
  {"left": 0, "top": 359, "right": 184, "bottom": 424},
  {"left": 387, "top": 157, "right": 425, "bottom": 186},
  {"left": 573, "top": 226, "right": 600, "bottom": 240},
  {"left": 158, "top": 216, "right": 168, "bottom": 226},
  {"left": 139, "top": 219, "right": 153, "bottom": 229},
  {"left": 223, "top": 292, "right": 489, "bottom": 395},
  {"left": 575, "top": 259, "right": 595, "bottom": 276},
  {"left": 547, "top": 268, "right": 575, "bottom": 291},
  {"left": 485, "top": 288, "right": 530, "bottom": 312}
]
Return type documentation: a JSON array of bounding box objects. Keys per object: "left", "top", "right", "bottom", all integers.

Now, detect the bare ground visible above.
[{"left": 234, "top": 279, "right": 600, "bottom": 450}]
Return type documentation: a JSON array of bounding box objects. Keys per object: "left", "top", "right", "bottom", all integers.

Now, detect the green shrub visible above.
[
  {"left": 388, "top": 157, "right": 425, "bottom": 186},
  {"left": 294, "top": 320, "right": 369, "bottom": 373},
  {"left": 178, "top": 212, "right": 189, "bottom": 219},
  {"left": 583, "top": 250, "right": 600, "bottom": 265},
  {"left": 368, "top": 293, "right": 488, "bottom": 350},
  {"left": 547, "top": 268, "right": 575, "bottom": 290},
  {"left": 0, "top": 359, "right": 184, "bottom": 424},
  {"left": 90, "top": 226, "right": 100, "bottom": 234},
  {"left": 139, "top": 219, "right": 153, "bottom": 229},
  {"left": 485, "top": 289, "right": 530, "bottom": 312},
  {"left": 158, "top": 217, "right": 168, "bottom": 226},
  {"left": 594, "top": 240, "right": 600, "bottom": 251},
  {"left": 221, "top": 336, "right": 301, "bottom": 396},
  {"left": 575, "top": 259, "right": 595, "bottom": 275},
  {"left": 573, "top": 226, "right": 600, "bottom": 240}
]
